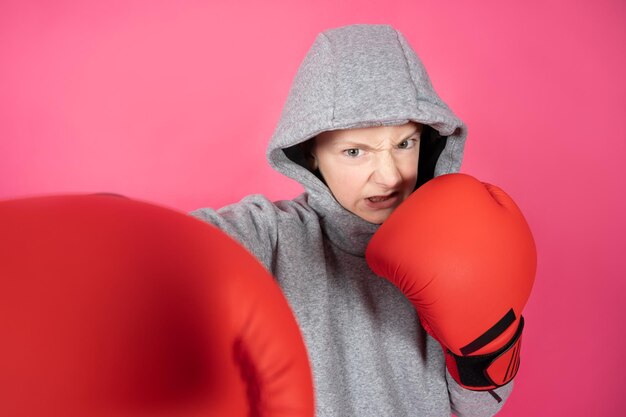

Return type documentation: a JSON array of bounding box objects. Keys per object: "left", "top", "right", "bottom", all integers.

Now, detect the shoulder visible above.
[
  {"left": 190, "top": 193, "right": 320, "bottom": 270},
  {"left": 217, "top": 193, "right": 318, "bottom": 226}
]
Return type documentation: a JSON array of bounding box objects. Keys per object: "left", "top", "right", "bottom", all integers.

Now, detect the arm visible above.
[{"left": 447, "top": 372, "right": 513, "bottom": 416}]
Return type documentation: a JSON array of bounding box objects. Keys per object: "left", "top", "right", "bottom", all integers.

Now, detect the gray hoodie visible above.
[{"left": 192, "top": 24, "right": 512, "bottom": 417}]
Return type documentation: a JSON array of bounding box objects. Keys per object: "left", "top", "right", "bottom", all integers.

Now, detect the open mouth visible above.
[
  {"left": 365, "top": 192, "right": 400, "bottom": 209},
  {"left": 367, "top": 192, "right": 398, "bottom": 203}
]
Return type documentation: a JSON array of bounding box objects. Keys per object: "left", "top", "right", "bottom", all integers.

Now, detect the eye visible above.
[
  {"left": 398, "top": 139, "right": 417, "bottom": 149},
  {"left": 343, "top": 148, "right": 361, "bottom": 157}
]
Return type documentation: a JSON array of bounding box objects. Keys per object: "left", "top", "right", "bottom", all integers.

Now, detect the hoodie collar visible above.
[{"left": 305, "top": 180, "right": 380, "bottom": 257}]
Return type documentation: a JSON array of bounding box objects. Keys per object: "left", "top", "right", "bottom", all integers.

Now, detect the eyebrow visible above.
[
  {"left": 403, "top": 128, "right": 422, "bottom": 139},
  {"left": 332, "top": 128, "right": 422, "bottom": 148}
]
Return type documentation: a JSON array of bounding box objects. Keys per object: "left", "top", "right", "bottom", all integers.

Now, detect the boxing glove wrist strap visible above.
[{"left": 445, "top": 316, "right": 524, "bottom": 391}]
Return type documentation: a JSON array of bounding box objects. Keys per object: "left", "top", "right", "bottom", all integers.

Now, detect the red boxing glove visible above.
[
  {"left": 366, "top": 174, "right": 536, "bottom": 391},
  {"left": 0, "top": 194, "right": 314, "bottom": 417}
]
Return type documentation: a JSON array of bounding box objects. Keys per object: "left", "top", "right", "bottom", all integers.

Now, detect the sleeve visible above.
[
  {"left": 189, "top": 194, "right": 281, "bottom": 272},
  {"left": 447, "top": 371, "right": 513, "bottom": 417}
]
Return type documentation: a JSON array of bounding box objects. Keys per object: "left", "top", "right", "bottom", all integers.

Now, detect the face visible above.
[{"left": 311, "top": 122, "right": 421, "bottom": 224}]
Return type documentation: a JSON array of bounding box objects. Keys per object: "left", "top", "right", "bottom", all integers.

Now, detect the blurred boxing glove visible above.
[
  {"left": 366, "top": 173, "right": 536, "bottom": 391},
  {"left": 0, "top": 194, "right": 313, "bottom": 417}
]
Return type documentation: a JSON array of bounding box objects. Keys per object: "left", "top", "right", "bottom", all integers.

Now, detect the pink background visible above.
[{"left": 1, "top": 1, "right": 624, "bottom": 415}]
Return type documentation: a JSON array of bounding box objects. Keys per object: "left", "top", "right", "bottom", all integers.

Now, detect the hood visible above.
[{"left": 266, "top": 24, "right": 467, "bottom": 255}]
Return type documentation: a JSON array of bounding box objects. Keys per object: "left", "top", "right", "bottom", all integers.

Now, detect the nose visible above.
[{"left": 371, "top": 151, "right": 403, "bottom": 189}]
